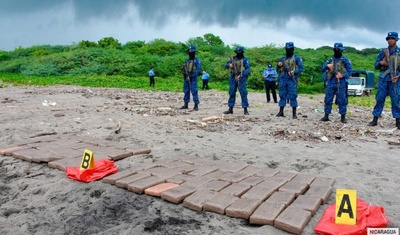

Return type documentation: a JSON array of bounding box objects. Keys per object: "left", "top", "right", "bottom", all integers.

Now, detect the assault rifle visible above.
[
  {"left": 384, "top": 49, "right": 395, "bottom": 81},
  {"left": 182, "top": 61, "right": 191, "bottom": 90},
  {"left": 281, "top": 58, "right": 296, "bottom": 84},
  {"left": 230, "top": 55, "right": 241, "bottom": 81},
  {"left": 332, "top": 59, "right": 340, "bottom": 94},
  {"left": 382, "top": 49, "right": 400, "bottom": 85}
]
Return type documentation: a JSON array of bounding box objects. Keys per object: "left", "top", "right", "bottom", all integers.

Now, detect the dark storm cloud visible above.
[
  {"left": 1, "top": 0, "right": 397, "bottom": 33},
  {"left": 0, "top": 0, "right": 398, "bottom": 50},
  {"left": 131, "top": 0, "right": 400, "bottom": 33},
  {"left": 0, "top": 0, "right": 62, "bottom": 13}
]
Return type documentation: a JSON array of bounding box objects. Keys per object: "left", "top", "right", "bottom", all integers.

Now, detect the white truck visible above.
[{"left": 347, "top": 70, "right": 375, "bottom": 96}]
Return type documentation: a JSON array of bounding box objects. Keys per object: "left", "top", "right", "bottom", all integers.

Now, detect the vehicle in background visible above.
[{"left": 347, "top": 70, "right": 375, "bottom": 96}]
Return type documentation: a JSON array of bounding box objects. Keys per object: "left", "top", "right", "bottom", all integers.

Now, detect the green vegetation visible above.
[{"left": 0, "top": 33, "right": 385, "bottom": 107}]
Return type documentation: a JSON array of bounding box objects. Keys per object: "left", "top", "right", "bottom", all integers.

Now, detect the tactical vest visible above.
[
  {"left": 185, "top": 60, "right": 197, "bottom": 73},
  {"left": 232, "top": 59, "right": 245, "bottom": 75},
  {"left": 278, "top": 56, "right": 297, "bottom": 73},
  {"left": 388, "top": 52, "right": 400, "bottom": 72},
  {"left": 327, "top": 58, "right": 346, "bottom": 79},
  {"left": 380, "top": 49, "right": 400, "bottom": 73}
]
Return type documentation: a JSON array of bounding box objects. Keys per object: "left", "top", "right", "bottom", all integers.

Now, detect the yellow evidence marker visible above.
[
  {"left": 80, "top": 149, "right": 95, "bottom": 171},
  {"left": 335, "top": 189, "right": 357, "bottom": 225}
]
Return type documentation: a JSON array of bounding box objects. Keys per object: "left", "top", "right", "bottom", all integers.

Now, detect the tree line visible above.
[{"left": 0, "top": 33, "right": 381, "bottom": 93}]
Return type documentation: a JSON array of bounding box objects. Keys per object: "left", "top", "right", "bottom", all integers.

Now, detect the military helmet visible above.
[
  {"left": 234, "top": 46, "right": 245, "bottom": 53},
  {"left": 187, "top": 46, "right": 197, "bottom": 53}
]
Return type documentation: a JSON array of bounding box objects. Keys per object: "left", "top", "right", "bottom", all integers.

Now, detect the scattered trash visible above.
[
  {"left": 320, "top": 136, "right": 329, "bottom": 142},
  {"left": 387, "top": 139, "right": 400, "bottom": 146},
  {"left": 54, "top": 113, "right": 65, "bottom": 117},
  {"left": 114, "top": 121, "right": 121, "bottom": 134},
  {"left": 315, "top": 108, "right": 324, "bottom": 113},
  {"left": 42, "top": 100, "right": 56, "bottom": 106},
  {"left": 186, "top": 119, "right": 207, "bottom": 127}
]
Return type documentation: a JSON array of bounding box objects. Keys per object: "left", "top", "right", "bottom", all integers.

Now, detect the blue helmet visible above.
[
  {"left": 187, "top": 46, "right": 196, "bottom": 53},
  {"left": 386, "top": 32, "right": 399, "bottom": 41},
  {"left": 285, "top": 42, "right": 295, "bottom": 49},
  {"left": 234, "top": 46, "right": 245, "bottom": 53},
  {"left": 333, "top": 42, "right": 345, "bottom": 51}
]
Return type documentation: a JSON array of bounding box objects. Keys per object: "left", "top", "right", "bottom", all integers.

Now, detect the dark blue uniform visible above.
[
  {"left": 182, "top": 57, "right": 201, "bottom": 105},
  {"left": 321, "top": 56, "right": 352, "bottom": 115},
  {"left": 225, "top": 56, "right": 250, "bottom": 108},
  {"left": 277, "top": 54, "right": 304, "bottom": 108},
  {"left": 371, "top": 46, "right": 400, "bottom": 118}
]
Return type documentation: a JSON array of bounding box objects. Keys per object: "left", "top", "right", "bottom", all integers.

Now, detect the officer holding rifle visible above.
[
  {"left": 180, "top": 46, "right": 201, "bottom": 111},
  {"left": 275, "top": 42, "right": 304, "bottom": 119},
  {"left": 223, "top": 46, "right": 251, "bottom": 115},
  {"left": 367, "top": 32, "right": 400, "bottom": 129},
  {"left": 320, "top": 42, "right": 352, "bottom": 123}
]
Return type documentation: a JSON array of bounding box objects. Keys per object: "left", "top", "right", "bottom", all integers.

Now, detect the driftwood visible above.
[
  {"left": 201, "top": 115, "right": 236, "bottom": 122},
  {"left": 387, "top": 140, "right": 400, "bottom": 146},
  {"left": 375, "top": 127, "right": 398, "bottom": 134},
  {"left": 186, "top": 119, "right": 207, "bottom": 127},
  {"left": 29, "top": 132, "right": 57, "bottom": 138}
]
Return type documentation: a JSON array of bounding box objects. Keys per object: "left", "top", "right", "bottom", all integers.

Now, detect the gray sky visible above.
[{"left": 1, "top": 0, "right": 399, "bottom": 51}]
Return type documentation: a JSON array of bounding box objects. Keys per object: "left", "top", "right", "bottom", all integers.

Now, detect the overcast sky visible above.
[{"left": 1, "top": 0, "right": 399, "bottom": 51}]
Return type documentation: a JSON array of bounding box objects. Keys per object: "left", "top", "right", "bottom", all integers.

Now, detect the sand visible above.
[{"left": 0, "top": 85, "right": 399, "bottom": 235}]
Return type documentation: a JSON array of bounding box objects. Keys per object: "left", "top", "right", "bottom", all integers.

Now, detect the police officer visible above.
[
  {"left": 320, "top": 43, "right": 352, "bottom": 123},
  {"left": 201, "top": 70, "right": 210, "bottom": 90},
  {"left": 148, "top": 67, "right": 155, "bottom": 87},
  {"left": 180, "top": 46, "right": 201, "bottom": 111},
  {"left": 263, "top": 63, "right": 278, "bottom": 103},
  {"left": 368, "top": 32, "right": 400, "bottom": 129},
  {"left": 276, "top": 42, "right": 304, "bottom": 119},
  {"left": 223, "top": 46, "right": 251, "bottom": 115}
]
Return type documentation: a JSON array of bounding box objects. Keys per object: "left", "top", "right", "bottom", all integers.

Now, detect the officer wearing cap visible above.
[
  {"left": 275, "top": 42, "right": 304, "bottom": 119},
  {"left": 223, "top": 46, "right": 251, "bottom": 115},
  {"left": 263, "top": 62, "right": 278, "bottom": 103},
  {"left": 148, "top": 67, "right": 155, "bottom": 87},
  {"left": 320, "top": 42, "right": 353, "bottom": 123},
  {"left": 180, "top": 45, "right": 202, "bottom": 111},
  {"left": 368, "top": 32, "right": 400, "bottom": 129}
]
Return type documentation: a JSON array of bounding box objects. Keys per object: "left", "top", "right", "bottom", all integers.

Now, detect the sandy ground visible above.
[{"left": 0, "top": 85, "right": 399, "bottom": 235}]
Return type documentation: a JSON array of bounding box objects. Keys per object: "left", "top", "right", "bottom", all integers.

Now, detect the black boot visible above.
[
  {"left": 320, "top": 113, "right": 330, "bottom": 121},
  {"left": 244, "top": 108, "right": 249, "bottom": 115},
  {"left": 396, "top": 118, "right": 400, "bottom": 129},
  {"left": 276, "top": 107, "right": 285, "bottom": 117},
  {"left": 193, "top": 104, "right": 199, "bottom": 111},
  {"left": 223, "top": 107, "right": 233, "bottom": 114},
  {"left": 292, "top": 107, "right": 297, "bottom": 119},
  {"left": 341, "top": 114, "right": 347, "bottom": 123},
  {"left": 367, "top": 116, "right": 378, "bottom": 126},
  {"left": 180, "top": 102, "right": 188, "bottom": 109}
]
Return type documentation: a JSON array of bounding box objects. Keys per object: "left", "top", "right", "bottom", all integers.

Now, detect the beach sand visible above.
[{"left": 0, "top": 85, "right": 399, "bottom": 234}]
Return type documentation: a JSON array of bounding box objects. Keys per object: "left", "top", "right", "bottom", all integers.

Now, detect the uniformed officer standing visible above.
[
  {"left": 320, "top": 43, "right": 352, "bottom": 123},
  {"left": 368, "top": 32, "right": 400, "bottom": 129},
  {"left": 275, "top": 42, "right": 304, "bottom": 119},
  {"left": 180, "top": 46, "right": 201, "bottom": 111},
  {"left": 263, "top": 63, "right": 278, "bottom": 103},
  {"left": 223, "top": 46, "right": 251, "bottom": 115}
]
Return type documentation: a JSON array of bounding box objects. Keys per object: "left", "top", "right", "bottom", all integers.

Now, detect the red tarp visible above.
[
  {"left": 66, "top": 159, "right": 118, "bottom": 182},
  {"left": 314, "top": 198, "right": 389, "bottom": 235}
]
